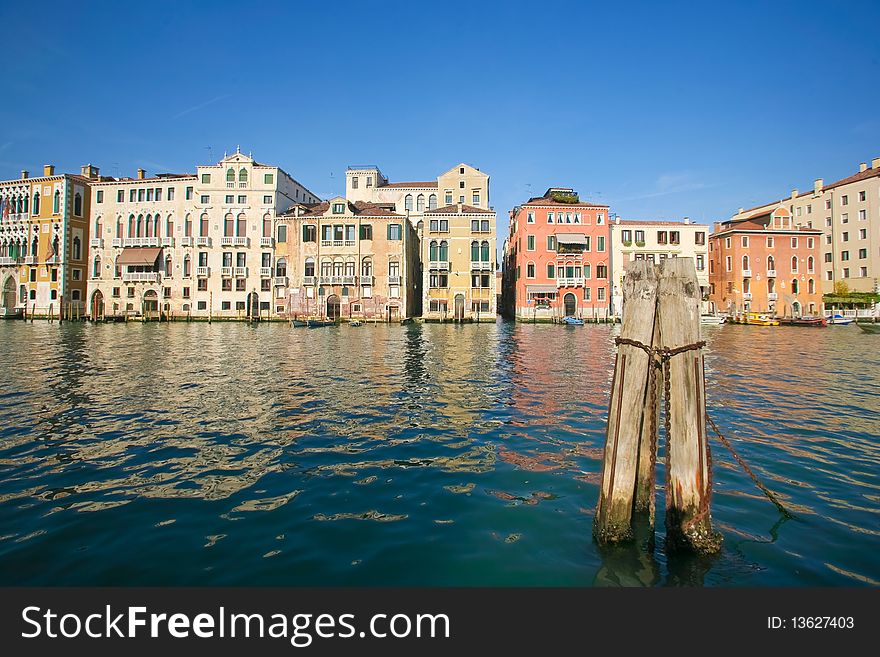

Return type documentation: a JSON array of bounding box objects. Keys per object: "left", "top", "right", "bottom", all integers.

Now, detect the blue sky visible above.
[{"left": 1, "top": 0, "right": 878, "bottom": 239}]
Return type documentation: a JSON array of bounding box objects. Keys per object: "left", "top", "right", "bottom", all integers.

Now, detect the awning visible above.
[
  {"left": 117, "top": 247, "right": 162, "bottom": 266},
  {"left": 527, "top": 284, "right": 558, "bottom": 294},
  {"left": 555, "top": 233, "right": 587, "bottom": 245}
]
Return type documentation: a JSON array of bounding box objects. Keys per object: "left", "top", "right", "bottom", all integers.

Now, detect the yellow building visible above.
[
  {"left": 1, "top": 164, "right": 95, "bottom": 318},
  {"left": 422, "top": 203, "right": 497, "bottom": 321}
]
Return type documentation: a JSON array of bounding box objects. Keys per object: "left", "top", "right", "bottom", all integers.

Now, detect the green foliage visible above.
[{"left": 550, "top": 192, "right": 579, "bottom": 204}]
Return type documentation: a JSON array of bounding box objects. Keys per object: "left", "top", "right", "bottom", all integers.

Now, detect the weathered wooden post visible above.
[
  {"left": 656, "top": 257, "right": 721, "bottom": 553},
  {"left": 594, "top": 261, "right": 658, "bottom": 544},
  {"left": 633, "top": 320, "right": 660, "bottom": 524}
]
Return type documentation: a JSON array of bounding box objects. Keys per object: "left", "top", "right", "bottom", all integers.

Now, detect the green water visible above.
[{"left": 0, "top": 320, "right": 877, "bottom": 586}]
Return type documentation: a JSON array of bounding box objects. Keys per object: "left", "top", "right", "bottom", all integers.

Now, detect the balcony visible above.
[
  {"left": 319, "top": 275, "right": 333, "bottom": 285},
  {"left": 220, "top": 237, "right": 234, "bottom": 246},
  {"left": 742, "top": 269, "right": 752, "bottom": 278},
  {"left": 123, "top": 271, "right": 160, "bottom": 283},
  {"left": 342, "top": 275, "right": 357, "bottom": 286},
  {"left": 743, "top": 292, "right": 753, "bottom": 301},
  {"left": 429, "top": 261, "right": 450, "bottom": 271},
  {"left": 234, "top": 237, "right": 249, "bottom": 247},
  {"left": 196, "top": 266, "right": 210, "bottom": 277},
  {"left": 181, "top": 236, "right": 194, "bottom": 247},
  {"left": 260, "top": 267, "right": 273, "bottom": 277},
  {"left": 124, "top": 237, "right": 161, "bottom": 247},
  {"left": 221, "top": 267, "right": 234, "bottom": 277},
  {"left": 161, "top": 237, "right": 174, "bottom": 247},
  {"left": 767, "top": 292, "right": 778, "bottom": 301},
  {"left": 766, "top": 269, "right": 777, "bottom": 278},
  {"left": 196, "top": 236, "right": 211, "bottom": 247},
  {"left": 360, "top": 275, "right": 373, "bottom": 286},
  {"left": 303, "top": 276, "right": 316, "bottom": 286},
  {"left": 234, "top": 267, "right": 248, "bottom": 278},
  {"left": 90, "top": 238, "right": 104, "bottom": 248},
  {"left": 557, "top": 277, "right": 585, "bottom": 288},
  {"left": 23, "top": 255, "right": 36, "bottom": 265},
  {"left": 274, "top": 276, "right": 289, "bottom": 287},
  {"left": 0, "top": 257, "right": 17, "bottom": 266},
  {"left": 344, "top": 240, "right": 355, "bottom": 247},
  {"left": 388, "top": 275, "right": 402, "bottom": 285},
  {"left": 471, "top": 261, "right": 492, "bottom": 271},
  {"left": 260, "top": 237, "right": 274, "bottom": 248},
  {"left": 111, "top": 238, "right": 123, "bottom": 247}
]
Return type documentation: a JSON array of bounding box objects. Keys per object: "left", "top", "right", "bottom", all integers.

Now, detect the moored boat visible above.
[
  {"left": 856, "top": 320, "right": 880, "bottom": 334},
  {"left": 562, "top": 316, "right": 584, "bottom": 325},
  {"left": 700, "top": 314, "right": 726, "bottom": 325},
  {"left": 827, "top": 314, "right": 854, "bottom": 325},
  {"left": 777, "top": 316, "right": 827, "bottom": 327},
  {"left": 731, "top": 312, "right": 779, "bottom": 326},
  {"left": 307, "top": 319, "right": 336, "bottom": 328}
]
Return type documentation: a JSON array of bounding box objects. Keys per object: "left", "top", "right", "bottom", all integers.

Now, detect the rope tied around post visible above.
[{"left": 612, "top": 336, "right": 794, "bottom": 520}]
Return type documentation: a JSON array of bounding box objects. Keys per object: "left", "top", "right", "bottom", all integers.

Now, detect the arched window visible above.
[
  {"left": 72, "top": 236, "right": 81, "bottom": 260},
  {"left": 145, "top": 214, "right": 153, "bottom": 237},
  {"left": 792, "top": 279, "right": 799, "bottom": 294},
  {"left": 239, "top": 169, "right": 248, "bottom": 183},
  {"left": 807, "top": 256, "right": 814, "bottom": 273},
  {"left": 345, "top": 260, "right": 355, "bottom": 276},
  {"left": 226, "top": 168, "right": 235, "bottom": 183},
  {"left": 95, "top": 218, "right": 103, "bottom": 238},
  {"left": 118, "top": 216, "right": 124, "bottom": 238},
  {"left": 31, "top": 236, "right": 38, "bottom": 257},
  {"left": 93, "top": 256, "right": 102, "bottom": 278},
  {"left": 184, "top": 213, "right": 192, "bottom": 237},
  {"left": 808, "top": 278, "right": 815, "bottom": 295},
  {"left": 429, "top": 240, "right": 438, "bottom": 261},
  {"left": 166, "top": 215, "right": 174, "bottom": 237},
  {"left": 276, "top": 258, "right": 287, "bottom": 277},
  {"left": 74, "top": 192, "right": 82, "bottom": 216},
  {"left": 200, "top": 213, "right": 209, "bottom": 236},
  {"left": 767, "top": 277, "right": 775, "bottom": 294},
  {"left": 165, "top": 256, "right": 173, "bottom": 277},
  {"left": 23, "top": 194, "right": 28, "bottom": 213},
  {"left": 224, "top": 213, "right": 234, "bottom": 237},
  {"left": 320, "top": 259, "right": 332, "bottom": 277},
  {"left": 136, "top": 214, "right": 144, "bottom": 237},
  {"left": 333, "top": 259, "right": 344, "bottom": 276},
  {"left": 416, "top": 194, "right": 425, "bottom": 212},
  {"left": 428, "top": 193, "right": 437, "bottom": 210},
  {"left": 440, "top": 240, "right": 449, "bottom": 261},
  {"left": 153, "top": 214, "right": 159, "bottom": 237},
  {"left": 480, "top": 240, "right": 490, "bottom": 262},
  {"left": 404, "top": 194, "right": 413, "bottom": 211},
  {"left": 236, "top": 212, "right": 246, "bottom": 237},
  {"left": 53, "top": 190, "right": 60, "bottom": 214},
  {"left": 304, "top": 257, "right": 315, "bottom": 277},
  {"left": 183, "top": 255, "right": 191, "bottom": 277},
  {"left": 51, "top": 236, "right": 59, "bottom": 260},
  {"left": 767, "top": 255, "right": 775, "bottom": 271},
  {"left": 791, "top": 256, "right": 798, "bottom": 272},
  {"left": 742, "top": 254, "right": 749, "bottom": 271},
  {"left": 361, "top": 258, "right": 372, "bottom": 277},
  {"left": 114, "top": 255, "right": 121, "bottom": 278},
  {"left": 32, "top": 191, "right": 40, "bottom": 214},
  {"left": 470, "top": 240, "right": 479, "bottom": 261},
  {"left": 262, "top": 213, "right": 271, "bottom": 238}
]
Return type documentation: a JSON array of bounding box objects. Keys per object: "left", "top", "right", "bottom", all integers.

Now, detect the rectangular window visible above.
[
  {"left": 527, "top": 263, "right": 535, "bottom": 278},
  {"left": 669, "top": 231, "right": 680, "bottom": 245},
  {"left": 129, "top": 189, "right": 136, "bottom": 202},
  {"left": 264, "top": 174, "right": 274, "bottom": 185},
  {"left": 824, "top": 252, "right": 832, "bottom": 263},
  {"left": 766, "top": 236, "right": 774, "bottom": 248},
  {"left": 472, "top": 191, "right": 480, "bottom": 205},
  {"left": 622, "top": 230, "right": 632, "bottom": 243},
  {"left": 200, "top": 195, "right": 209, "bottom": 204},
  {"left": 197, "top": 280, "right": 208, "bottom": 291},
  {"left": 635, "top": 230, "right": 645, "bottom": 244},
  {"left": 527, "top": 211, "right": 534, "bottom": 223},
  {"left": 387, "top": 224, "right": 402, "bottom": 240},
  {"left": 807, "top": 237, "right": 814, "bottom": 249},
  {"left": 841, "top": 251, "right": 850, "bottom": 261},
  {"left": 859, "top": 209, "right": 866, "bottom": 221},
  {"left": 825, "top": 234, "right": 832, "bottom": 245},
  {"left": 860, "top": 266, "right": 868, "bottom": 277},
  {"left": 791, "top": 237, "right": 798, "bottom": 248},
  {"left": 201, "top": 174, "right": 211, "bottom": 184},
  {"left": 843, "top": 268, "right": 850, "bottom": 278},
  {"left": 445, "top": 191, "right": 453, "bottom": 205},
  {"left": 359, "top": 224, "right": 373, "bottom": 240},
  {"left": 147, "top": 188, "right": 154, "bottom": 201},
  {"left": 186, "top": 187, "right": 193, "bottom": 200},
  {"left": 238, "top": 195, "right": 246, "bottom": 204},
  {"left": 440, "top": 220, "right": 448, "bottom": 232},
  {"left": 858, "top": 191, "right": 866, "bottom": 202},
  {"left": 225, "top": 195, "right": 234, "bottom": 204},
  {"left": 263, "top": 195, "right": 272, "bottom": 204},
  {"left": 841, "top": 213, "right": 848, "bottom": 224},
  {"left": 741, "top": 236, "right": 749, "bottom": 247},
  {"left": 277, "top": 225, "right": 287, "bottom": 243},
  {"left": 596, "top": 265, "right": 607, "bottom": 279},
  {"left": 695, "top": 254, "right": 705, "bottom": 271},
  {"left": 841, "top": 195, "right": 848, "bottom": 206},
  {"left": 695, "top": 232, "right": 705, "bottom": 245},
  {"left": 859, "top": 248, "right": 867, "bottom": 259},
  {"left": 527, "top": 235, "right": 535, "bottom": 251},
  {"left": 547, "top": 236, "right": 557, "bottom": 251},
  {"left": 657, "top": 231, "right": 667, "bottom": 244},
  {"left": 547, "top": 263, "right": 555, "bottom": 278},
  {"left": 303, "top": 225, "right": 316, "bottom": 242},
  {"left": 860, "top": 228, "right": 867, "bottom": 239},
  {"left": 117, "top": 190, "right": 124, "bottom": 202},
  {"left": 597, "top": 236, "right": 605, "bottom": 252},
  {"left": 96, "top": 190, "right": 104, "bottom": 203},
  {"left": 547, "top": 212, "right": 554, "bottom": 224},
  {"left": 168, "top": 188, "right": 174, "bottom": 201},
  {"left": 725, "top": 256, "right": 732, "bottom": 272}
]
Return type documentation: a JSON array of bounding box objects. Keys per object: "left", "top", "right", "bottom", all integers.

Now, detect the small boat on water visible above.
[
  {"left": 700, "top": 314, "right": 726, "bottom": 325},
  {"left": 731, "top": 312, "right": 779, "bottom": 326},
  {"left": 291, "top": 319, "right": 308, "bottom": 327},
  {"left": 827, "top": 314, "right": 854, "bottom": 326},
  {"left": 856, "top": 320, "right": 880, "bottom": 334},
  {"left": 307, "top": 319, "right": 336, "bottom": 328},
  {"left": 562, "top": 316, "right": 584, "bottom": 325},
  {"left": 777, "top": 316, "right": 827, "bottom": 327},
  {"left": 348, "top": 320, "right": 363, "bottom": 327}
]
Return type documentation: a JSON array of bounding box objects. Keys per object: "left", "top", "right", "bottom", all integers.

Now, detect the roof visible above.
[
  {"left": 287, "top": 200, "right": 405, "bottom": 219},
  {"left": 425, "top": 204, "right": 494, "bottom": 215},
  {"left": 615, "top": 220, "right": 707, "bottom": 227},
  {"left": 521, "top": 195, "right": 608, "bottom": 208},
  {"left": 117, "top": 247, "right": 162, "bottom": 266},
  {"left": 382, "top": 181, "right": 438, "bottom": 189}
]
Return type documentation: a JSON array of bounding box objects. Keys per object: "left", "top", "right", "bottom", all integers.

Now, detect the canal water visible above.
[{"left": 0, "top": 320, "right": 878, "bottom": 586}]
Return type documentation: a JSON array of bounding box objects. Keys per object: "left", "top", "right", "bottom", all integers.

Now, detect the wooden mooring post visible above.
[{"left": 594, "top": 257, "right": 720, "bottom": 554}]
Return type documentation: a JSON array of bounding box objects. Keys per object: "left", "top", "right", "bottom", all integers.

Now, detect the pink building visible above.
[{"left": 503, "top": 187, "right": 611, "bottom": 321}]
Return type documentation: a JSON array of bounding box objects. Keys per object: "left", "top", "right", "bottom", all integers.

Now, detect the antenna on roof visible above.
[{"left": 205, "top": 146, "right": 213, "bottom": 163}]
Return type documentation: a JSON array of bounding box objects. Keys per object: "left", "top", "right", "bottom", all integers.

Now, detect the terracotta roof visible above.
[
  {"left": 288, "top": 200, "right": 404, "bottom": 218},
  {"left": 382, "top": 181, "right": 438, "bottom": 188},
  {"left": 615, "top": 220, "right": 708, "bottom": 227},
  {"left": 425, "top": 204, "right": 495, "bottom": 215},
  {"left": 521, "top": 195, "right": 608, "bottom": 208}
]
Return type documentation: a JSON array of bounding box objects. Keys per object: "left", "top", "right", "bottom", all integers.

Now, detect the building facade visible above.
[
  {"left": 729, "top": 156, "right": 880, "bottom": 294},
  {"left": 86, "top": 150, "right": 318, "bottom": 319},
  {"left": 708, "top": 206, "right": 823, "bottom": 316},
  {"left": 1, "top": 164, "right": 93, "bottom": 318},
  {"left": 276, "top": 197, "right": 419, "bottom": 321},
  {"left": 421, "top": 203, "right": 497, "bottom": 321},
  {"left": 503, "top": 187, "right": 610, "bottom": 321},
  {"left": 609, "top": 218, "right": 709, "bottom": 315}
]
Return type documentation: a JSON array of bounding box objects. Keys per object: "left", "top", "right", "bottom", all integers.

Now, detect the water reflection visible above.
[{"left": 0, "top": 321, "right": 878, "bottom": 586}]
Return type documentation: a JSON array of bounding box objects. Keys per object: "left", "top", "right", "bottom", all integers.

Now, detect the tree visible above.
[{"left": 833, "top": 280, "right": 850, "bottom": 296}]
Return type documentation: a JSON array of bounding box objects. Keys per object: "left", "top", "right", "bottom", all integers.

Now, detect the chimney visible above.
[
  {"left": 683, "top": 216, "right": 691, "bottom": 224},
  {"left": 872, "top": 157, "right": 880, "bottom": 169},
  {"left": 20, "top": 170, "right": 28, "bottom": 180},
  {"left": 714, "top": 221, "right": 721, "bottom": 232},
  {"left": 859, "top": 162, "right": 867, "bottom": 173},
  {"left": 43, "top": 164, "right": 55, "bottom": 177},
  {"left": 791, "top": 189, "right": 798, "bottom": 200},
  {"left": 137, "top": 168, "right": 146, "bottom": 180},
  {"left": 814, "top": 178, "right": 823, "bottom": 194},
  {"left": 80, "top": 164, "right": 100, "bottom": 180},
  {"left": 737, "top": 208, "right": 744, "bottom": 214}
]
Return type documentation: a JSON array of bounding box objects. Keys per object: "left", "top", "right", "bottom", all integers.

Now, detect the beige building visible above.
[
  {"left": 421, "top": 203, "right": 497, "bottom": 321},
  {"left": 276, "top": 197, "right": 419, "bottom": 321},
  {"left": 609, "top": 218, "right": 709, "bottom": 315},
  {"left": 1, "top": 164, "right": 93, "bottom": 318},
  {"left": 86, "top": 149, "right": 318, "bottom": 319},
  {"left": 729, "top": 156, "right": 880, "bottom": 293}
]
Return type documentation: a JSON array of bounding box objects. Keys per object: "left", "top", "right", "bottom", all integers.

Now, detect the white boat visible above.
[
  {"left": 700, "top": 314, "right": 726, "bottom": 325},
  {"left": 827, "top": 314, "right": 854, "bottom": 325}
]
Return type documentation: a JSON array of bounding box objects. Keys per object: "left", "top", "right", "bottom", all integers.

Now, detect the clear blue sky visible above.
[{"left": 1, "top": 0, "right": 878, "bottom": 238}]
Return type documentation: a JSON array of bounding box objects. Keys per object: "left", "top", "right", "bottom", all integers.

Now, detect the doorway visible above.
[
  {"left": 563, "top": 292, "right": 576, "bottom": 317},
  {"left": 454, "top": 294, "right": 465, "bottom": 321},
  {"left": 91, "top": 290, "right": 105, "bottom": 320},
  {"left": 143, "top": 290, "right": 159, "bottom": 319},
  {"left": 327, "top": 294, "right": 340, "bottom": 320}
]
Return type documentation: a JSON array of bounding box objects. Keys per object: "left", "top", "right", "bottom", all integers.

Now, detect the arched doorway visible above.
[
  {"left": 143, "top": 290, "right": 159, "bottom": 319},
  {"left": 454, "top": 294, "right": 465, "bottom": 321},
  {"left": 326, "top": 294, "right": 340, "bottom": 320},
  {"left": 247, "top": 291, "right": 260, "bottom": 320},
  {"left": 791, "top": 301, "right": 801, "bottom": 317},
  {"left": 91, "top": 290, "right": 105, "bottom": 321},
  {"left": 2, "top": 277, "right": 15, "bottom": 314},
  {"left": 563, "top": 292, "right": 576, "bottom": 317}
]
